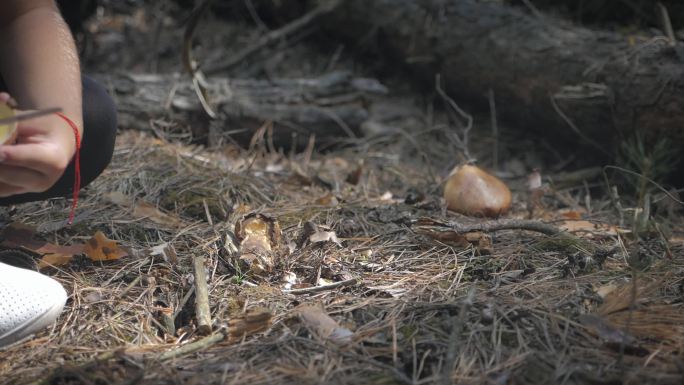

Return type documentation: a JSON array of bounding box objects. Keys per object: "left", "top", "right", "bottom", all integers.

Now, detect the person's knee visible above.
[{"left": 80, "top": 76, "right": 117, "bottom": 186}]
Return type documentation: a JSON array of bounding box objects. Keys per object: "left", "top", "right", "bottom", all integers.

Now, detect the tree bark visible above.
[
  {"left": 96, "top": 71, "right": 385, "bottom": 147},
  {"left": 320, "top": 0, "right": 684, "bottom": 155}
]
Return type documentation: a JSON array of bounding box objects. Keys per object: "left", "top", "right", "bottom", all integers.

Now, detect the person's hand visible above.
[{"left": 0, "top": 92, "right": 78, "bottom": 197}]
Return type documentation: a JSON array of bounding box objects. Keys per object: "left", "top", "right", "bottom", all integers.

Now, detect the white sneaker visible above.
[{"left": 0, "top": 262, "right": 67, "bottom": 348}]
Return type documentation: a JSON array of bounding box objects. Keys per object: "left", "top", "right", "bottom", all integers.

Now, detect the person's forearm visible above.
[{"left": 0, "top": 5, "right": 83, "bottom": 134}]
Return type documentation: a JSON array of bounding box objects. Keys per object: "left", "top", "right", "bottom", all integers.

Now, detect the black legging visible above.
[{"left": 0, "top": 76, "right": 117, "bottom": 205}]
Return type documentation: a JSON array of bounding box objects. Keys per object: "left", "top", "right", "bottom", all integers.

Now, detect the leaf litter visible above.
[{"left": 0, "top": 128, "right": 682, "bottom": 385}]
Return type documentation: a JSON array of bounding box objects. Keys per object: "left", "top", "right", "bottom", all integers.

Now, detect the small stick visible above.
[
  {"left": 193, "top": 255, "right": 212, "bottom": 335},
  {"left": 657, "top": 2, "right": 676, "bottom": 46},
  {"left": 182, "top": 0, "right": 217, "bottom": 118},
  {"left": 160, "top": 308, "right": 176, "bottom": 337},
  {"left": 441, "top": 288, "right": 475, "bottom": 385},
  {"left": 520, "top": 0, "right": 544, "bottom": 20},
  {"left": 33, "top": 331, "right": 227, "bottom": 382},
  {"left": 549, "top": 94, "right": 607, "bottom": 154},
  {"left": 0, "top": 107, "right": 63, "bottom": 125},
  {"left": 414, "top": 218, "right": 562, "bottom": 236},
  {"left": 283, "top": 277, "right": 358, "bottom": 295},
  {"left": 435, "top": 74, "right": 473, "bottom": 162},
  {"left": 157, "top": 328, "right": 227, "bottom": 361},
  {"left": 118, "top": 275, "right": 142, "bottom": 299},
  {"left": 244, "top": 0, "right": 268, "bottom": 32},
  {"left": 174, "top": 285, "right": 195, "bottom": 321},
  {"left": 488, "top": 89, "right": 499, "bottom": 171}
]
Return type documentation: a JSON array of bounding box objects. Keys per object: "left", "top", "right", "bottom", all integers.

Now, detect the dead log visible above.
[
  {"left": 317, "top": 0, "right": 684, "bottom": 155},
  {"left": 96, "top": 71, "right": 386, "bottom": 147}
]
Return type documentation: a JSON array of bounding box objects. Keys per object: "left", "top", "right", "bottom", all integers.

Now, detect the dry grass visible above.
[{"left": 0, "top": 128, "right": 682, "bottom": 385}]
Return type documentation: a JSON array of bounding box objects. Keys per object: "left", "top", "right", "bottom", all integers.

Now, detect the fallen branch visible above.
[
  {"left": 413, "top": 218, "right": 562, "bottom": 236},
  {"left": 98, "top": 71, "right": 379, "bottom": 147},
  {"left": 318, "top": 0, "right": 684, "bottom": 154}
]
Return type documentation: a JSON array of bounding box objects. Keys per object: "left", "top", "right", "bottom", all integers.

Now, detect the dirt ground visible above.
[{"left": 1, "top": 3, "right": 683, "bottom": 385}]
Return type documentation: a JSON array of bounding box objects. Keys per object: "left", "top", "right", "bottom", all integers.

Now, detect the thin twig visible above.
[
  {"left": 604, "top": 165, "right": 684, "bottom": 205},
  {"left": 174, "top": 285, "right": 195, "bottom": 321},
  {"left": 435, "top": 74, "right": 473, "bottom": 162},
  {"left": 657, "top": 2, "right": 676, "bottom": 46},
  {"left": 520, "top": 0, "right": 544, "bottom": 20},
  {"left": 441, "top": 288, "right": 475, "bottom": 385},
  {"left": 182, "top": 0, "right": 217, "bottom": 118},
  {"left": 244, "top": 0, "right": 269, "bottom": 32},
  {"left": 205, "top": 0, "right": 341, "bottom": 75},
  {"left": 549, "top": 94, "right": 607, "bottom": 155},
  {"left": 283, "top": 278, "right": 358, "bottom": 295}
]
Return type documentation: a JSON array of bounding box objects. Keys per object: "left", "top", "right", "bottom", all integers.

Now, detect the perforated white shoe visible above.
[{"left": 0, "top": 262, "right": 67, "bottom": 348}]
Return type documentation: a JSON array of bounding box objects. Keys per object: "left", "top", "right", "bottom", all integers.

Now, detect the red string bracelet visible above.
[{"left": 54, "top": 112, "right": 81, "bottom": 225}]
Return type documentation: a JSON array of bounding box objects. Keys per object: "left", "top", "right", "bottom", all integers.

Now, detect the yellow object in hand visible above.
[{"left": 0, "top": 103, "right": 17, "bottom": 145}]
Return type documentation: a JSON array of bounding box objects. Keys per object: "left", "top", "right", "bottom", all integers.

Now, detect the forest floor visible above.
[{"left": 1, "top": 3, "right": 684, "bottom": 385}]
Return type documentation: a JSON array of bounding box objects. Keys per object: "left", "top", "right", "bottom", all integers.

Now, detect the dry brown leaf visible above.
[
  {"left": 379, "top": 191, "right": 393, "bottom": 201},
  {"left": 1, "top": 222, "right": 53, "bottom": 251},
  {"left": 559, "top": 220, "right": 622, "bottom": 235},
  {"left": 559, "top": 209, "right": 584, "bottom": 220},
  {"left": 232, "top": 203, "right": 253, "bottom": 218},
  {"left": 309, "top": 230, "right": 341, "bottom": 246},
  {"left": 345, "top": 161, "right": 363, "bottom": 185},
  {"left": 149, "top": 243, "right": 178, "bottom": 265},
  {"left": 583, "top": 277, "right": 684, "bottom": 353},
  {"left": 669, "top": 235, "right": 684, "bottom": 245},
  {"left": 295, "top": 304, "right": 352, "bottom": 344},
  {"left": 603, "top": 304, "right": 684, "bottom": 352},
  {"left": 38, "top": 244, "right": 84, "bottom": 269},
  {"left": 598, "top": 277, "right": 665, "bottom": 316},
  {"left": 83, "top": 231, "right": 128, "bottom": 262},
  {"left": 578, "top": 314, "right": 636, "bottom": 346},
  {"left": 0, "top": 222, "right": 85, "bottom": 269},
  {"left": 105, "top": 191, "right": 182, "bottom": 227},
  {"left": 315, "top": 193, "right": 339, "bottom": 206},
  {"left": 421, "top": 230, "right": 470, "bottom": 247},
  {"left": 579, "top": 270, "right": 684, "bottom": 353},
  {"left": 228, "top": 307, "right": 273, "bottom": 343},
  {"left": 37, "top": 249, "right": 82, "bottom": 269},
  {"left": 289, "top": 165, "right": 314, "bottom": 186},
  {"left": 132, "top": 200, "right": 182, "bottom": 227},
  {"left": 465, "top": 232, "right": 494, "bottom": 255},
  {"left": 415, "top": 228, "right": 493, "bottom": 254},
  {"left": 594, "top": 282, "right": 618, "bottom": 299},
  {"left": 103, "top": 191, "right": 133, "bottom": 206}
]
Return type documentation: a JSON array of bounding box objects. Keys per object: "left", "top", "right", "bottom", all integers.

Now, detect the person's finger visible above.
[
  {"left": 0, "top": 164, "right": 47, "bottom": 191},
  {"left": 0, "top": 93, "right": 10, "bottom": 103},
  {"left": 0, "top": 142, "right": 68, "bottom": 182}
]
